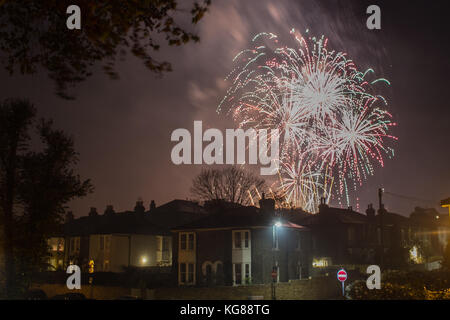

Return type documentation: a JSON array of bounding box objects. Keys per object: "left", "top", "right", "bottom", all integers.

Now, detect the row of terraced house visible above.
[{"left": 47, "top": 196, "right": 450, "bottom": 287}]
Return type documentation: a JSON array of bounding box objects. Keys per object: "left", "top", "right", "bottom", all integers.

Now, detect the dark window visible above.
[
  {"left": 245, "top": 263, "right": 250, "bottom": 283},
  {"left": 180, "top": 263, "right": 186, "bottom": 283},
  {"left": 205, "top": 264, "right": 212, "bottom": 284},
  {"left": 377, "top": 228, "right": 382, "bottom": 245},
  {"left": 348, "top": 227, "right": 355, "bottom": 243},
  {"left": 244, "top": 232, "right": 249, "bottom": 248},
  {"left": 188, "top": 234, "right": 194, "bottom": 250},
  {"left": 188, "top": 263, "right": 194, "bottom": 283},
  {"left": 235, "top": 264, "right": 242, "bottom": 285},
  {"left": 180, "top": 234, "right": 187, "bottom": 250},
  {"left": 235, "top": 232, "right": 242, "bottom": 249}
]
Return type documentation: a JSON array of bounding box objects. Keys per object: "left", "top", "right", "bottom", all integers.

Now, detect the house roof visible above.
[
  {"left": 63, "top": 199, "right": 209, "bottom": 237},
  {"left": 373, "top": 211, "right": 411, "bottom": 227},
  {"left": 146, "top": 199, "right": 209, "bottom": 232},
  {"left": 299, "top": 206, "right": 368, "bottom": 226},
  {"left": 64, "top": 212, "right": 165, "bottom": 236},
  {"left": 171, "top": 206, "right": 308, "bottom": 231}
]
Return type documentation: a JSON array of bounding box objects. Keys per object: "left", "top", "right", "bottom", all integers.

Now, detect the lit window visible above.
[{"left": 312, "top": 257, "right": 331, "bottom": 268}]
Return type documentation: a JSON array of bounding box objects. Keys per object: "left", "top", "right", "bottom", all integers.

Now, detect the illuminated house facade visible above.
[
  {"left": 172, "top": 198, "right": 311, "bottom": 286},
  {"left": 59, "top": 199, "right": 207, "bottom": 273},
  {"left": 47, "top": 196, "right": 449, "bottom": 281},
  {"left": 289, "top": 199, "right": 450, "bottom": 272}
]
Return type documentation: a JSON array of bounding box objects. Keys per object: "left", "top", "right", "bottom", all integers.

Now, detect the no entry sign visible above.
[
  {"left": 337, "top": 269, "right": 347, "bottom": 282},
  {"left": 337, "top": 269, "right": 347, "bottom": 297}
]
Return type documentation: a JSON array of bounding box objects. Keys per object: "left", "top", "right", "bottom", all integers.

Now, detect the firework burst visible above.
[{"left": 219, "top": 30, "right": 397, "bottom": 212}]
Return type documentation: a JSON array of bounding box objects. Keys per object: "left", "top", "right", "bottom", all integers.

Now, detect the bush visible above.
[{"left": 347, "top": 270, "right": 450, "bottom": 300}]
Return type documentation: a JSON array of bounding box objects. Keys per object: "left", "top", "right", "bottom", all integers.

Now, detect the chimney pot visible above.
[
  {"left": 89, "top": 207, "right": 98, "bottom": 217},
  {"left": 366, "top": 203, "right": 375, "bottom": 218}
]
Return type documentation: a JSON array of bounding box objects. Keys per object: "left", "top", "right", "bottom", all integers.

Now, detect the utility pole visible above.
[{"left": 378, "top": 188, "right": 385, "bottom": 268}]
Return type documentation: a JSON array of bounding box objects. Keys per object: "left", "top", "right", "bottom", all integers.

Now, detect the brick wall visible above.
[
  {"left": 30, "top": 283, "right": 130, "bottom": 300},
  {"left": 153, "top": 276, "right": 341, "bottom": 300},
  {"left": 32, "top": 275, "right": 342, "bottom": 300}
]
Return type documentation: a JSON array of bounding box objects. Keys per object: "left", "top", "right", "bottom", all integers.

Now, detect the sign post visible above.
[
  {"left": 271, "top": 268, "right": 277, "bottom": 300},
  {"left": 337, "top": 268, "right": 347, "bottom": 297}
]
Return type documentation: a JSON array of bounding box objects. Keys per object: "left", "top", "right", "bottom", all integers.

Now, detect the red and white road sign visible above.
[{"left": 337, "top": 269, "right": 347, "bottom": 282}]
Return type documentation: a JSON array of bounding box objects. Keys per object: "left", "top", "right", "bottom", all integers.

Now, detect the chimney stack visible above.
[
  {"left": 89, "top": 207, "right": 98, "bottom": 217},
  {"left": 150, "top": 200, "right": 156, "bottom": 211},
  {"left": 318, "top": 197, "right": 328, "bottom": 213},
  {"left": 65, "top": 211, "right": 74, "bottom": 222},
  {"left": 135, "top": 199, "right": 145, "bottom": 214},
  {"left": 366, "top": 204, "right": 375, "bottom": 218},
  {"left": 104, "top": 205, "right": 115, "bottom": 216},
  {"left": 259, "top": 193, "right": 275, "bottom": 215}
]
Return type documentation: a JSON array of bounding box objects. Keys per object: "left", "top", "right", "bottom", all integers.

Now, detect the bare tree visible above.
[{"left": 191, "top": 167, "right": 265, "bottom": 206}]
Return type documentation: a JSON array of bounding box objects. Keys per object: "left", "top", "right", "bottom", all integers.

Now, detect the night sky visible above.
[{"left": 1, "top": 0, "right": 448, "bottom": 217}]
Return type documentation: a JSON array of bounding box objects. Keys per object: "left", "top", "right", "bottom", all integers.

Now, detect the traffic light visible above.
[{"left": 88, "top": 260, "right": 94, "bottom": 274}]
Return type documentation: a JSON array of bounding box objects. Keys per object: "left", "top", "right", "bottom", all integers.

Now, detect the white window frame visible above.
[
  {"left": 179, "top": 232, "right": 195, "bottom": 252},
  {"left": 179, "top": 262, "right": 195, "bottom": 285},
  {"left": 232, "top": 230, "right": 251, "bottom": 249}
]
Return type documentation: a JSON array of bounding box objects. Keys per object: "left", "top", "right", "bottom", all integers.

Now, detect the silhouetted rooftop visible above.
[{"left": 172, "top": 206, "right": 307, "bottom": 231}]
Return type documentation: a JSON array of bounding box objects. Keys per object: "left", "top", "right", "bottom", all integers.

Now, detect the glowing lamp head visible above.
[
  {"left": 274, "top": 221, "right": 282, "bottom": 228},
  {"left": 141, "top": 256, "right": 148, "bottom": 264}
]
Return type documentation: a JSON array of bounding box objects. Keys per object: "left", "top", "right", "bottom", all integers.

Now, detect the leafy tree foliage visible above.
[
  {"left": 0, "top": 99, "right": 93, "bottom": 298},
  {"left": 348, "top": 270, "right": 450, "bottom": 300},
  {"left": 0, "top": 0, "right": 211, "bottom": 98}
]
